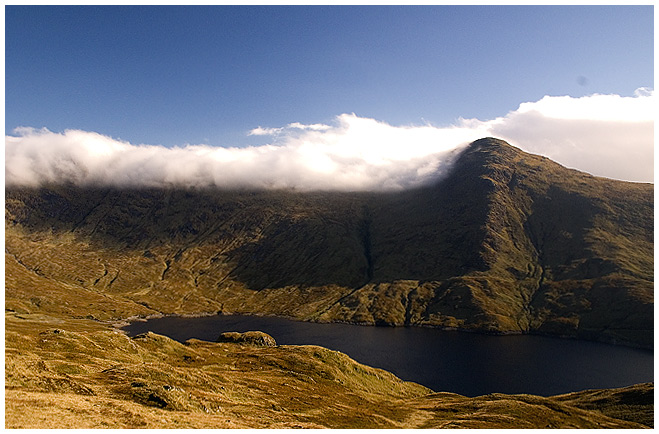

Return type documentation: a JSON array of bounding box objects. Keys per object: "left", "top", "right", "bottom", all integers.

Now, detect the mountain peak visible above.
[
  {"left": 469, "top": 137, "right": 513, "bottom": 150},
  {"left": 461, "top": 137, "right": 522, "bottom": 160},
  {"left": 444, "top": 137, "right": 525, "bottom": 186}
]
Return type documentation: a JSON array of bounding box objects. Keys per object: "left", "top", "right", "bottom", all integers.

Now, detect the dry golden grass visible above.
[
  {"left": 4, "top": 139, "right": 654, "bottom": 428},
  {"left": 5, "top": 311, "right": 651, "bottom": 429}
]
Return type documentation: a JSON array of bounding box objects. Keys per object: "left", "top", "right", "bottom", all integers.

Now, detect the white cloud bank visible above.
[{"left": 5, "top": 89, "right": 654, "bottom": 191}]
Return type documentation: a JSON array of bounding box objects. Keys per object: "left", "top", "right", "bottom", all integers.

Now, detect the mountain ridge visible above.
[{"left": 5, "top": 138, "right": 653, "bottom": 348}]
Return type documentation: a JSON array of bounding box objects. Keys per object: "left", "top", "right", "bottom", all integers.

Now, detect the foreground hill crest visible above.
[{"left": 5, "top": 138, "right": 653, "bottom": 348}]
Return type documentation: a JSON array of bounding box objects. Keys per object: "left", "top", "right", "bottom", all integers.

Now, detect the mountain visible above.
[{"left": 5, "top": 138, "right": 653, "bottom": 348}]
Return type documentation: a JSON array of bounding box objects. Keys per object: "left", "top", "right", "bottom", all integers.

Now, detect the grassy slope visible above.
[
  {"left": 5, "top": 311, "right": 651, "bottom": 428},
  {"left": 442, "top": 139, "right": 654, "bottom": 345},
  {"left": 5, "top": 138, "right": 654, "bottom": 427},
  {"left": 5, "top": 138, "right": 652, "bottom": 347}
]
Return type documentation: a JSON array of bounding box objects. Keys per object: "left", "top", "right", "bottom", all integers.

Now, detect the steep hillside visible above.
[{"left": 5, "top": 138, "right": 653, "bottom": 347}]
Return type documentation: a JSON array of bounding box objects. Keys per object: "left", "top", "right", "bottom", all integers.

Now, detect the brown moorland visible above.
[{"left": 5, "top": 138, "right": 653, "bottom": 428}]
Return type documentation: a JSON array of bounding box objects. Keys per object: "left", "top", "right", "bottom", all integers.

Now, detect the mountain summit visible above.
[{"left": 5, "top": 138, "right": 653, "bottom": 348}]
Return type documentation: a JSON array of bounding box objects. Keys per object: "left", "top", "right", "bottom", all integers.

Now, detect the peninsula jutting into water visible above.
[{"left": 124, "top": 313, "right": 653, "bottom": 397}]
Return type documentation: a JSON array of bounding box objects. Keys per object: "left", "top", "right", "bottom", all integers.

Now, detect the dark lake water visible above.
[{"left": 123, "top": 314, "right": 653, "bottom": 397}]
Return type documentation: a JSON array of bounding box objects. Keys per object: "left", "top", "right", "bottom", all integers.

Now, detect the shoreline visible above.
[{"left": 113, "top": 310, "right": 654, "bottom": 351}]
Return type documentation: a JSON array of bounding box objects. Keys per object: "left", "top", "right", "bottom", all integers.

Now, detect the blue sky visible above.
[
  {"left": 5, "top": 5, "right": 655, "bottom": 189},
  {"left": 6, "top": 5, "right": 653, "bottom": 147}
]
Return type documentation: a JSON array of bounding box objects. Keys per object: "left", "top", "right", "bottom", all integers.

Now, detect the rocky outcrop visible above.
[{"left": 216, "top": 331, "right": 277, "bottom": 347}]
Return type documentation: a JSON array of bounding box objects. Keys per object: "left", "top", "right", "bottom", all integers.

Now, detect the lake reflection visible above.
[{"left": 123, "top": 314, "right": 653, "bottom": 397}]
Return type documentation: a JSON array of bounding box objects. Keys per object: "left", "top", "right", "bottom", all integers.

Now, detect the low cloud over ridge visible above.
[{"left": 5, "top": 89, "right": 654, "bottom": 190}]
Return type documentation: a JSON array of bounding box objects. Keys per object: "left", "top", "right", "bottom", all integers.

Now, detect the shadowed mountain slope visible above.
[{"left": 5, "top": 138, "right": 653, "bottom": 348}]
